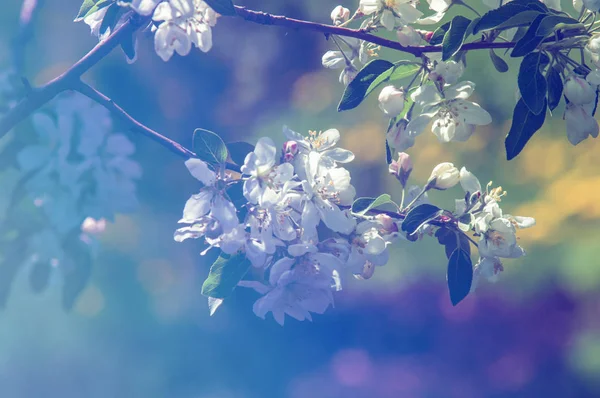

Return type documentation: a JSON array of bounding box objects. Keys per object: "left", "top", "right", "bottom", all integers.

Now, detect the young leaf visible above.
[
  {"left": 489, "top": 49, "right": 509, "bottom": 72},
  {"left": 505, "top": 98, "right": 547, "bottom": 160},
  {"left": 518, "top": 51, "right": 549, "bottom": 114},
  {"left": 535, "top": 15, "right": 580, "bottom": 37},
  {"left": 447, "top": 248, "right": 473, "bottom": 306},
  {"left": 62, "top": 230, "right": 93, "bottom": 311},
  {"left": 193, "top": 128, "right": 228, "bottom": 165},
  {"left": 75, "top": 0, "right": 113, "bottom": 21},
  {"left": 352, "top": 194, "right": 396, "bottom": 215},
  {"left": 435, "top": 228, "right": 471, "bottom": 259},
  {"left": 510, "top": 14, "right": 546, "bottom": 57},
  {"left": 442, "top": 16, "right": 472, "bottom": 61},
  {"left": 546, "top": 66, "right": 563, "bottom": 111},
  {"left": 227, "top": 141, "right": 255, "bottom": 166},
  {"left": 430, "top": 22, "right": 451, "bottom": 45},
  {"left": 493, "top": 10, "right": 543, "bottom": 30},
  {"left": 401, "top": 204, "right": 443, "bottom": 235},
  {"left": 204, "top": 0, "right": 237, "bottom": 16},
  {"left": 473, "top": 4, "right": 531, "bottom": 34},
  {"left": 338, "top": 60, "right": 394, "bottom": 111},
  {"left": 202, "top": 253, "right": 252, "bottom": 299},
  {"left": 365, "top": 61, "right": 421, "bottom": 99}
]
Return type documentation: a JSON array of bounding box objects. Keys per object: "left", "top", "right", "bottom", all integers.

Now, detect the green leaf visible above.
[
  {"left": 494, "top": 10, "right": 543, "bottom": 30},
  {"left": 447, "top": 248, "right": 473, "bottom": 306},
  {"left": 227, "top": 141, "right": 254, "bottom": 166},
  {"left": 489, "top": 49, "right": 509, "bottom": 72},
  {"left": 535, "top": 15, "right": 580, "bottom": 37},
  {"left": 75, "top": 0, "right": 113, "bottom": 21},
  {"left": 29, "top": 260, "right": 51, "bottom": 294},
  {"left": 546, "top": 66, "right": 563, "bottom": 111},
  {"left": 61, "top": 230, "right": 93, "bottom": 311},
  {"left": 435, "top": 228, "right": 471, "bottom": 259},
  {"left": 505, "top": 98, "right": 547, "bottom": 160},
  {"left": 442, "top": 16, "right": 472, "bottom": 61},
  {"left": 338, "top": 60, "right": 394, "bottom": 111},
  {"left": 511, "top": 14, "right": 546, "bottom": 57},
  {"left": 473, "top": 3, "right": 530, "bottom": 34},
  {"left": 120, "top": 32, "right": 137, "bottom": 63},
  {"left": 99, "top": 3, "right": 121, "bottom": 35},
  {"left": 204, "top": 0, "right": 237, "bottom": 16},
  {"left": 193, "top": 128, "right": 228, "bottom": 165},
  {"left": 352, "top": 194, "right": 396, "bottom": 215},
  {"left": 518, "top": 51, "right": 549, "bottom": 114},
  {"left": 201, "top": 253, "right": 252, "bottom": 299},
  {"left": 385, "top": 139, "right": 392, "bottom": 164},
  {"left": 430, "top": 22, "right": 450, "bottom": 45},
  {"left": 511, "top": 0, "right": 549, "bottom": 12},
  {"left": 401, "top": 204, "right": 443, "bottom": 235}
]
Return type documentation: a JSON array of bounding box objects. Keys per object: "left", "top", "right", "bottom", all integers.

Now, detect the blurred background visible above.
[{"left": 1, "top": 0, "right": 600, "bottom": 397}]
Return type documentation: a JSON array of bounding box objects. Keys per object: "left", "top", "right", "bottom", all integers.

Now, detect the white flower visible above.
[
  {"left": 283, "top": 127, "right": 355, "bottom": 171},
  {"left": 583, "top": 0, "right": 600, "bottom": 11},
  {"left": 386, "top": 118, "right": 415, "bottom": 151},
  {"left": 429, "top": 61, "right": 464, "bottom": 85},
  {"left": 339, "top": 65, "right": 358, "bottom": 85},
  {"left": 396, "top": 26, "right": 422, "bottom": 47},
  {"left": 359, "top": 0, "right": 423, "bottom": 30},
  {"left": 331, "top": 5, "right": 351, "bottom": 25},
  {"left": 378, "top": 85, "right": 406, "bottom": 117},
  {"left": 241, "top": 137, "right": 294, "bottom": 205},
  {"left": 174, "top": 158, "right": 237, "bottom": 241},
  {"left": 565, "top": 103, "right": 599, "bottom": 146},
  {"left": 588, "top": 35, "right": 600, "bottom": 54},
  {"left": 427, "top": 162, "right": 460, "bottom": 190},
  {"left": 478, "top": 218, "right": 525, "bottom": 258},
  {"left": 152, "top": 0, "right": 218, "bottom": 61},
  {"left": 564, "top": 75, "right": 596, "bottom": 105},
  {"left": 471, "top": 256, "right": 504, "bottom": 292},
  {"left": 322, "top": 51, "right": 347, "bottom": 69},
  {"left": 128, "top": 0, "right": 163, "bottom": 15},
  {"left": 459, "top": 167, "right": 481, "bottom": 195},
  {"left": 301, "top": 152, "right": 357, "bottom": 236},
  {"left": 426, "top": 0, "right": 452, "bottom": 13},
  {"left": 346, "top": 220, "right": 390, "bottom": 278},
  {"left": 407, "top": 82, "right": 492, "bottom": 143},
  {"left": 240, "top": 249, "right": 343, "bottom": 325}
]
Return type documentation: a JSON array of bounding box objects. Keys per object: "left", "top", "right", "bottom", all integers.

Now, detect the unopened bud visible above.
[
  {"left": 564, "top": 74, "right": 596, "bottom": 105},
  {"left": 340, "top": 66, "right": 358, "bottom": 86},
  {"left": 427, "top": 162, "right": 460, "bottom": 190},
  {"left": 423, "top": 31, "right": 434, "bottom": 42},
  {"left": 330, "top": 5, "right": 350, "bottom": 25},
  {"left": 375, "top": 214, "right": 399, "bottom": 234},
  {"left": 283, "top": 140, "right": 298, "bottom": 155},
  {"left": 378, "top": 85, "right": 405, "bottom": 116},
  {"left": 388, "top": 152, "right": 412, "bottom": 187}
]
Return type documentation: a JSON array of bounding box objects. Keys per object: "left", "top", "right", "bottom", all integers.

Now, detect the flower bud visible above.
[
  {"left": 322, "top": 50, "right": 346, "bottom": 69},
  {"left": 423, "top": 31, "right": 434, "bottom": 42},
  {"left": 397, "top": 26, "right": 422, "bottom": 47},
  {"left": 427, "top": 162, "right": 460, "bottom": 190},
  {"left": 375, "top": 214, "right": 398, "bottom": 234},
  {"left": 331, "top": 5, "right": 350, "bottom": 25},
  {"left": 429, "top": 61, "right": 463, "bottom": 85},
  {"left": 565, "top": 103, "right": 599, "bottom": 146},
  {"left": 389, "top": 152, "right": 413, "bottom": 187},
  {"left": 283, "top": 140, "right": 298, "bottom": 155},
  {"left": 339, "top": 66, "right": 357, "bottom": 86},
  {"left": 81, "top": 217, "right": 107, "bottom": 235},
  {"left": 564, "top": 75, "right": 596, "bottom": 105},
  {"left": 378, "top": 85, "right": 405, "bottom": 116}
]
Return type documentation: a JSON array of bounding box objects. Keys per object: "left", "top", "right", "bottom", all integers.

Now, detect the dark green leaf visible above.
[
  {"left": 511, "top": 14, "right": 546, "bottom": 57},
  {"left": 447, "top": 248, "right": 473, "bottom": 306},
  {"left": 518, "top": 51, "right": 549, "bottom": 114},
  {"left": 505, "top": 98, "right": 547, "bottom": 160},
  {"left": 29, "top": 261, "right": 51, "bottom": 294},
  {"left": 351, "top": 194, "right": 395, "bottom": 215},
  {"left": 489, "top": 49, "right": 509, "bottom": 72},
  {"left": 62, "top": 230, "right": 93, "bottom": 311},
  {"left": 442, "top": 16, "right": 472, "bottom": 61},
  {"left": 494, "top": 10, "right": 543, "bottom": 30},
  {"left": 202, "top": 253, "right": 252, "bottom": 299},
  {"left": 535, "top": 15, "right": 580, "bottom": 37},
  {"left": 401, "top": 204, "right": 443, "bottom": 235},
  {"left": 75, "top": 0, "right": 113, "bottom": 21},
  {"left": 338, "top": 60, "right": 394, "bottom": 111},
  {"left": 99, "top": 3, "right": 121, "bottom": 35},
  {"left": 193, "top": 128, "right": 228, "bottom": 165},
  {"left": 435, "top": 228, "right": 471, "bottom": 259},
  {"left": 204, "top": 0, "right": 237, "bottom": 16},
  {"left": 511, "top": 0, "right": 549, "bottom": 11},
  {"left": 385, "top": 139, "right": 392, "bottom": 164},
  {"left": 546, "top": 66, "right": 563, "bottom": 111},
  {"left": 430, "top": 22, "right": 450, "bottom": 45},
  {"left": 120, "top": 31, "right": 137, "bottom": 63},
  {"left": 473, "top": 3, "right": 530, "bottom": 34},
  {"left": 465, "top": 17, "right": 481, "bottom": 37},
  {"left": 227, "top": 141, "right": 254, "bottom": 166}
]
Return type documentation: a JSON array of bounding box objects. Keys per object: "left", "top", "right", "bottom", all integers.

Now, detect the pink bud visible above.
[
  {"left": 283, "top": 140, "right": 298, "bottom": 155},
  {"left": 424, "top": 31, "right": 434, "bottom": 43},
  {"left": 375, "top": 214, "right": 399, "bottom": 234},
  {"left": 389, "top": 152, "right": 412, "bottom": 187}
]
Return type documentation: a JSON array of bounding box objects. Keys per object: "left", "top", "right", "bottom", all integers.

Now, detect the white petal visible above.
[{"left": 185, "top": 158, "right": 216, "bottom": 185}]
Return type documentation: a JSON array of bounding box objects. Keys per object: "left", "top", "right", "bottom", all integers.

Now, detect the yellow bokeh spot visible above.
[
  {"left": 291, "top": 71, "right": 334, "bottom": 113},
  {"left": 342, "top": 122, "right": 387, "bottom": 163}
]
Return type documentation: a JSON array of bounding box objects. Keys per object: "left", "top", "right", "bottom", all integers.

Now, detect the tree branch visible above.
[{"left": 0, "top": 14, "right": 148, "bottom": 139}]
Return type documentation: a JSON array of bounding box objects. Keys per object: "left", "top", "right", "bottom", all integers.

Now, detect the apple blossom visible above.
[{"left": 378, "top": 85, "right": 406, "bottom": 117}]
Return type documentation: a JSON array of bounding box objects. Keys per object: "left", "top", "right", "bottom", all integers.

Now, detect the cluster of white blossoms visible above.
[
  {"left": 15, "top": 93, "right": 141, "bottom": 267},
  {"left": 174, "top": 125, "right": 535, "bottom": 324}
]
